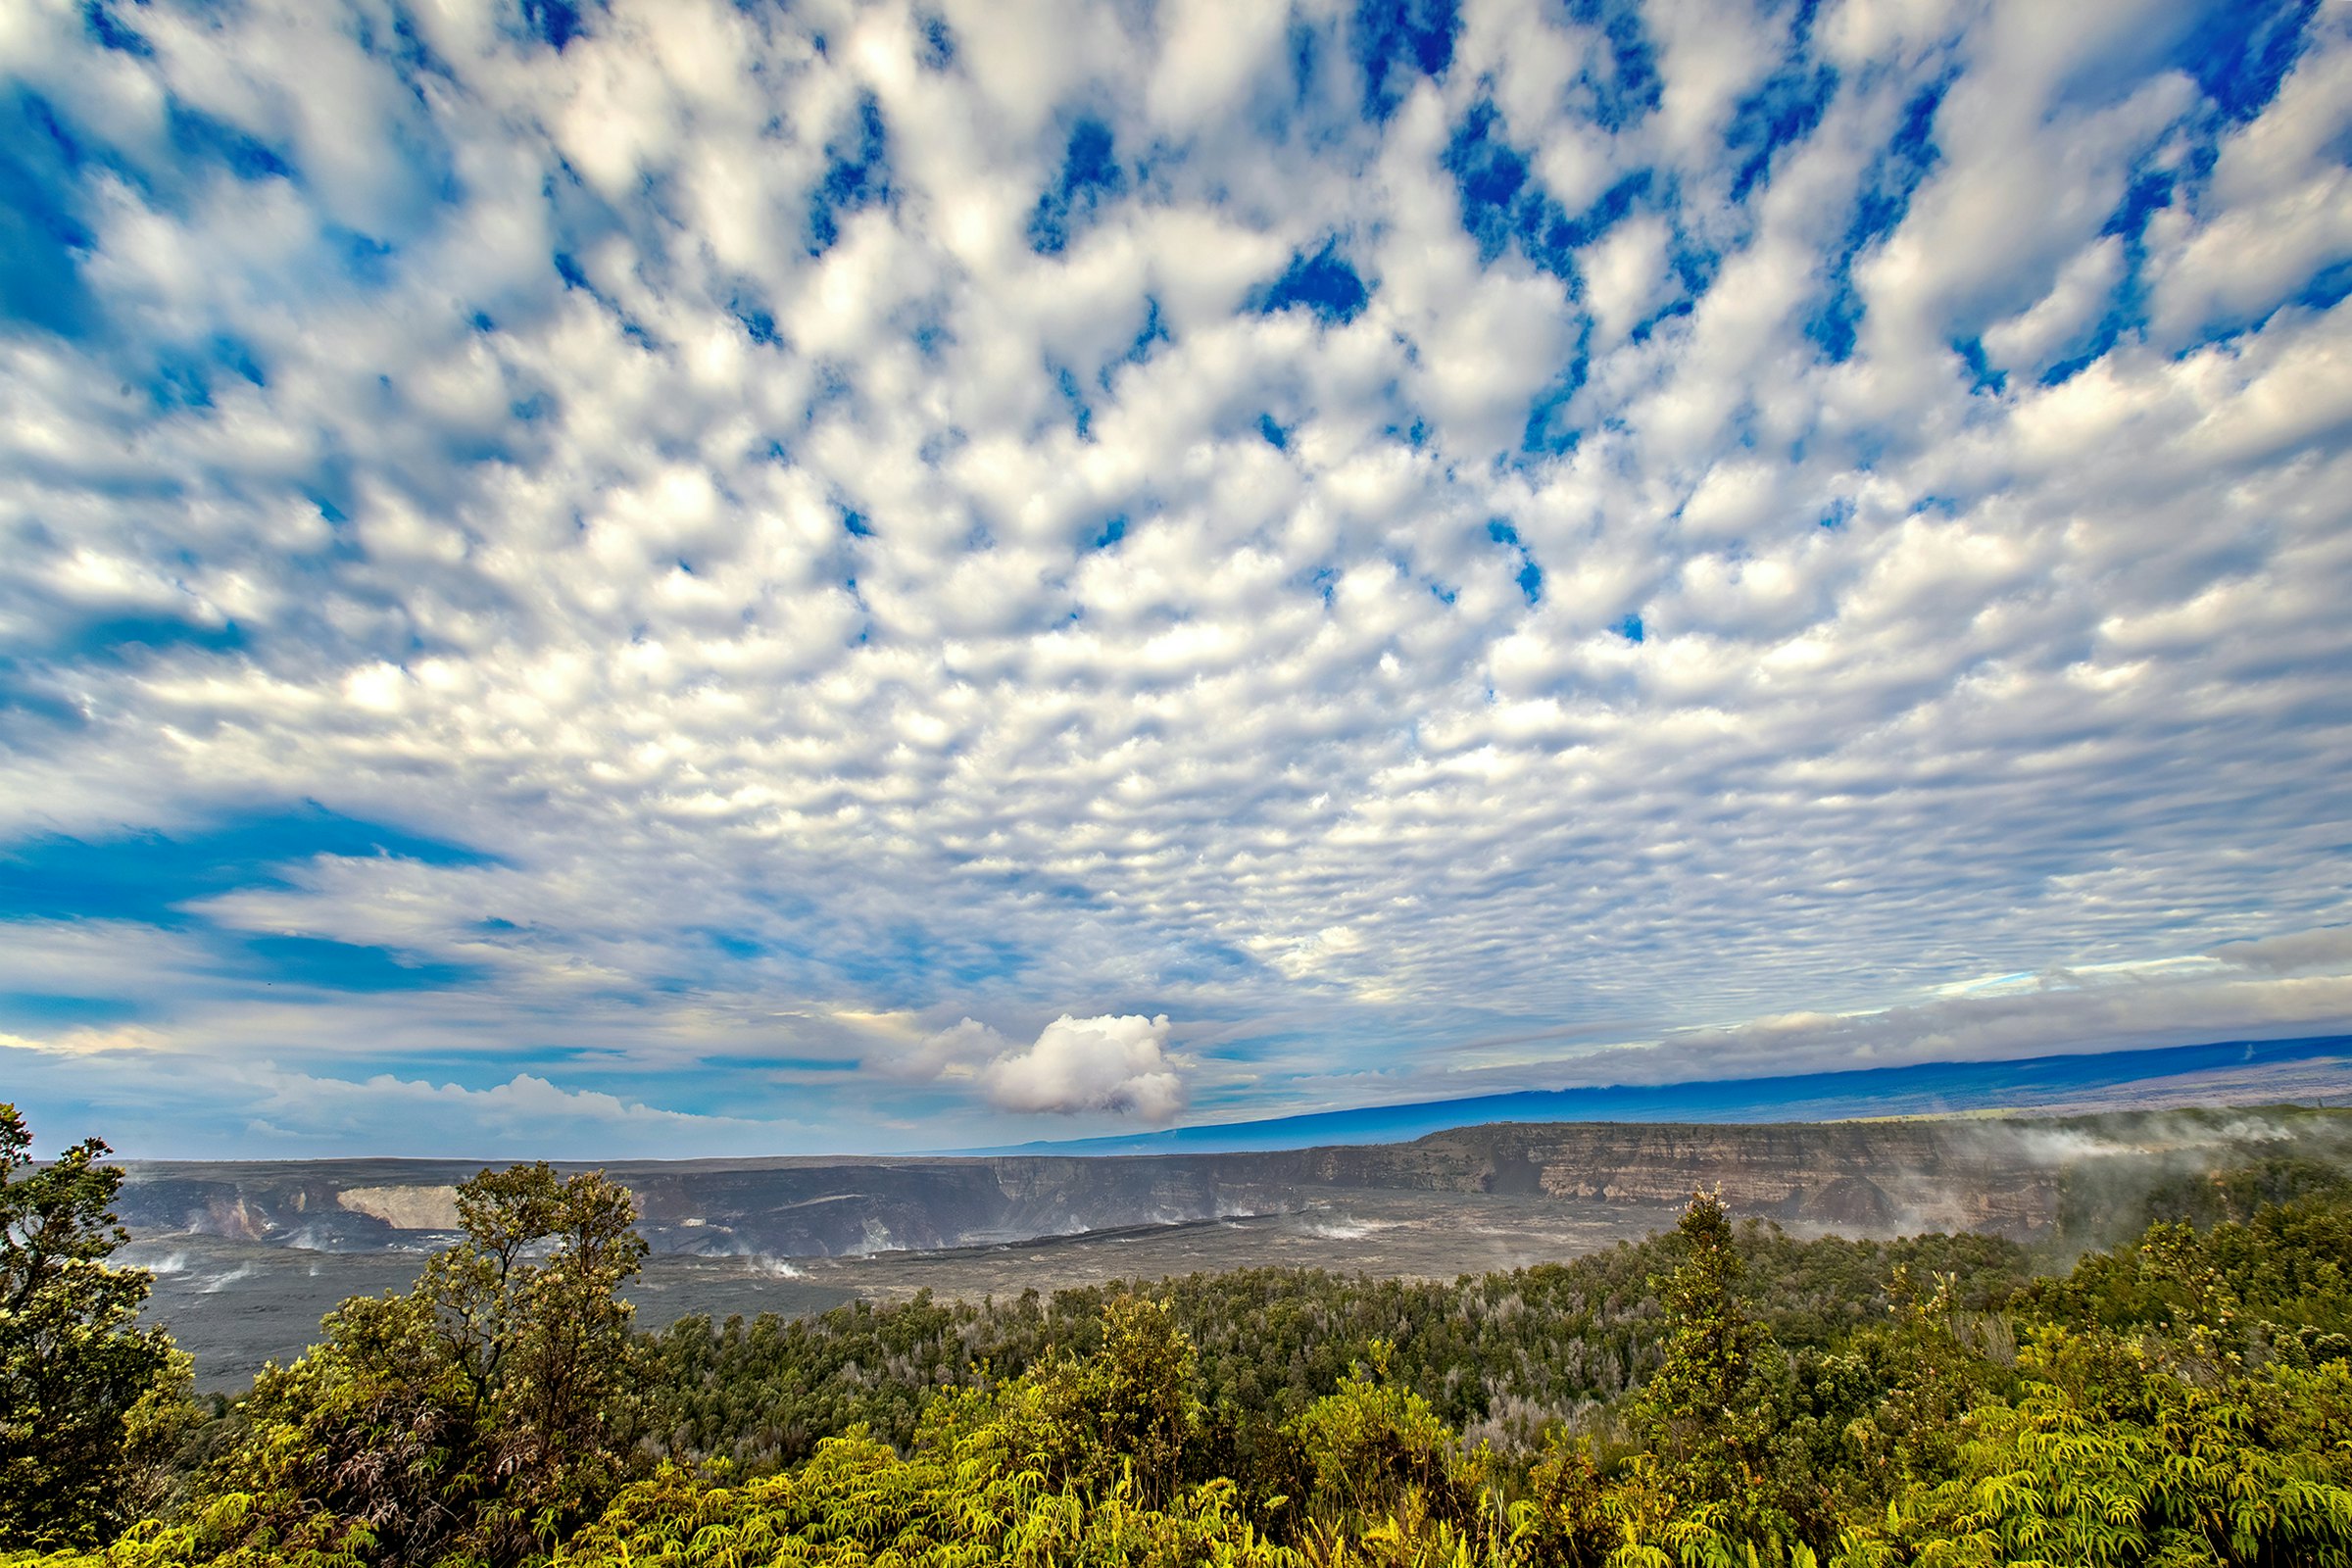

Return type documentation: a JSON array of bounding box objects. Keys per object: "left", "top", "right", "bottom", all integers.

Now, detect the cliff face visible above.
[
  {"left": 116, "top": 1109, "right": 2340, "bottom": 1257},
  {"left": 116, "top": 1155, "right": 1313, "bottom": 1257},
  {"left": 1296, "top": 1122, "right": 2061, "bottom": 1235}
]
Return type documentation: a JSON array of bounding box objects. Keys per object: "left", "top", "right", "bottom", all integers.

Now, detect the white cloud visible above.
[
  {"left": 2210, "top": 926, "right": 2352, "bottom": 978},
  {"left": 2147, "top": 24, "right": 2352, "bottom": 344},
  {"left": 982, "top": 1013, "right": 1188, "bottom": 1123},
  {"left": 1982, "top": 236, "right": 2125, "bottom": 375},
  {"left": 876, "top": 1013, "right": 1190, "bottom": 1124},
  {"left": 0, "top": 0, "right": 2347, "bottom": 1153},
  {"left": 1581, "top": 214, "right": 1674, "bottom": 351},
  {"left": 874, "top": 1016, "right": 1004, "bottom": 1083},
  {"left": 1639, "top": 956, "right": 2352, "bottom": 1086}
]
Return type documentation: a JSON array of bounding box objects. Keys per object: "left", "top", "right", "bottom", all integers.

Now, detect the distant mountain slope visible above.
[{"left": 982, "top": 1034, "right": 2352, "bottom": 1156}]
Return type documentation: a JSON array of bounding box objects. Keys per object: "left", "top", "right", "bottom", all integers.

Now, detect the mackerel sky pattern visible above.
[{"left": 1, "top": 0, "right": 2349, "bottom": 1155}]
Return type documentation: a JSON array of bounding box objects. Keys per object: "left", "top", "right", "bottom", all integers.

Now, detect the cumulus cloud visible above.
[
  {"left": 878, "top": 1013, "right": 1190, "bottom": 1124},
  {"left": 1, "top": 0, "right": 2348, "bottom": 1152},
  {"left": 873, "top": 1016, "right": 1004, "bottom": 1083},
  {"left": 982, "top": 1014, "right": 1187, "bottom": 1123}
]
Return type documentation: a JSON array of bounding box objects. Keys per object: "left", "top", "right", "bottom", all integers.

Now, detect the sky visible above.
[{"left": 2, "top": 0, "right": 2349, "bottom": 1159}]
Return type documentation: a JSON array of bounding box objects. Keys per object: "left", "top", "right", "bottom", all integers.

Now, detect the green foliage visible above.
[
  {"left": 1286, "top": 1343, "right": 1485, "bottom": 1533},
  {"left": 524, "top": 1306, "right": 1296, "bottom": 1568},
  {"left": 557, "top": 1434, "right": 1300, "bottom": 1568},
  {"left": 12, "top": 1150, "right": 2352, "bottom": 1568},
  {"left": 1750, "top": 1267, "right": 2011, "bottom": 1543},
  {"left": 164, "top": 1161, "right": 648, "bottom": 1567},
  {"left": 1036, "top": 1295, "right": 1204, "bottom": 1506},
  {"left": 1849, "top": 1345, "right": 2352, "bottom": 1566},
  {"left": 0, "top": 1104, "right": 181, "bottom": 1548},
  {"left": 627, "top": 1227, "right": 2034, "bottom": 1477},
  {"left": 114, "top": 1349, "right": 217, "bottom": 1528},
  {"left": 1513, "top": 1432, "right": 1613, "bottom": 1568},
  {"left": 1632, "top": 1192, "right": 1775, "bottom": 1473},
  {"left": 2031, "top": 1188, "right": 2352, "bottom": 1361},
  {"left": 2136, "top": 1152, "right": 2352, "bottom": 1233}
]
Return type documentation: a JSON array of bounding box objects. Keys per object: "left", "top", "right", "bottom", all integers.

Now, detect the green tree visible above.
[
  {"left": 0, "top": 1104, "right": 177, "bottom": 1548},
  {"left": 208, "top": 1160, "right": 647, "bottom": 1566},
  {"left": 1633, "top": 1191, "right": 1770, "bottom": 1455},
  {"left": 429, "top": 1159, "right": 648, "bottom": 1493},
  {"left": 1287, "top": 1342, "right": 1485, "bottom": 1533},
  {"left": 1628, "top": 1188, "right": 1790, "bottom": 1537},
  {"left": 1012, "top": 1295, "right": 1204, "bottom": 1508}
]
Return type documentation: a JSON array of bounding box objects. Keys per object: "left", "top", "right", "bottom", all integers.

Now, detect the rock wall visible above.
[
  {"left": 117, "top": 1109, "right": 2335, "bottom": 1257},
  {"left": 1294, "top": 1122, "right": 2062, "bottom": 1234}
]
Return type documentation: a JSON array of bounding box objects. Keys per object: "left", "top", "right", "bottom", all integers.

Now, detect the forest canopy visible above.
[{"left": 4, "top": 1107, "right": 2351, "bottom": 1567}]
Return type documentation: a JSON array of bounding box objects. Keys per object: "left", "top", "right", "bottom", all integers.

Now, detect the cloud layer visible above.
[{"left": 2, "top": 0, "right": 2349, "bottom": 1154}]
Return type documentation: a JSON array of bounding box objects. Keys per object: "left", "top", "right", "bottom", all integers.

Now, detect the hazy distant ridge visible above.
[{"left": 985, "top": 1034, "right": 2352, "bottom": 1156}]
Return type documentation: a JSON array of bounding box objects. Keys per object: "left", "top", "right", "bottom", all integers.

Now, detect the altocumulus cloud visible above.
[{"left": 1, "top": 0, "right": 2349, "bottom": 1155}]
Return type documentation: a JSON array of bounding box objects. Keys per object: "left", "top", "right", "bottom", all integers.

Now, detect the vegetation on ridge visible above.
[{"left": 4, "top": 1101, "right": 2351, "bottom": 1566}]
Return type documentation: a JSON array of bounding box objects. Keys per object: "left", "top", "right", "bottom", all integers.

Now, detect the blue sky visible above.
[{"left": 2, "top": 0, "right": 2349, "bottom": 1157}]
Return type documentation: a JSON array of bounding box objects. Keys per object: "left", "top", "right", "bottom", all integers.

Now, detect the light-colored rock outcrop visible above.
[{"left": 337, "top": 1185, "right": 462, "bottom": 1231}]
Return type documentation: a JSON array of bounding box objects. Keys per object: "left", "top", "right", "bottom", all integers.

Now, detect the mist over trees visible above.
[{"left": 5, "top": 1114, "right": 2352, "bottom": 1566}]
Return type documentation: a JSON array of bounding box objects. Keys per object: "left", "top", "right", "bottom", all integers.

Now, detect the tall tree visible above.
[
  {"left": 1631, "top": 1189, "right": 1781, "bottom": 1509},
  {"left": 218, "top": 1160, "right": 647, "bottom": 1566},
  {"left": 0, "top": 1103, "right": 176, "bottom": 1547}
]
